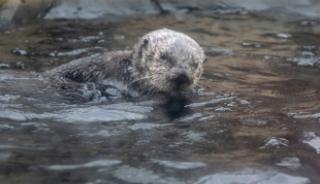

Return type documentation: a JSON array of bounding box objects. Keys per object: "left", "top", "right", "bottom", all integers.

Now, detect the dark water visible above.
[{"left": 0, "top": 14, "right": 320, "bottom": 184}]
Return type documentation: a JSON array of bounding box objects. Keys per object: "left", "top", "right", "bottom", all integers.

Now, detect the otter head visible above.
[{"left": 132, "top": 28, "right": 205, "bottom": 95}]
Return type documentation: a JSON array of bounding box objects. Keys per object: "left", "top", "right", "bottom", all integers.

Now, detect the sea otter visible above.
[{"left": 46, "top": 28, "right": 206, "bottom": 100}]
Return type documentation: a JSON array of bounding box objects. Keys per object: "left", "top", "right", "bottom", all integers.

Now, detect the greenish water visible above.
[{"left": 0, "top": 14, "right": 320, "bottom": 183}]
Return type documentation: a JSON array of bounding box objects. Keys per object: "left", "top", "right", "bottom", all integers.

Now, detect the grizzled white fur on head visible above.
[{"left": 131, "top": 28, "right": 205, "bottom": 93}]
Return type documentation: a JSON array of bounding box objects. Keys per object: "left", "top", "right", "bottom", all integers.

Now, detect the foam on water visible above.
[
  {"left": 0, "top": 94, "right": 19, "bottom": 102},
  {"left": 50, "top": 47, "right": 104, "bottom": 57},
  {"left": 52, "top": 107, "right": 147, "bottom": 123},
  {"left": 177, "top": 113, "right": 203, "bottom": 122},
  {"left": 276, "top": 157, "right": 301, "bottom": 170},
  {"left": 303, "top": 132, "right": 320, "bottom": 154},
  {"left": 128, "top": 123, "right": 171, "bottom": 131},
  {"left": 0, "top": 103, "right": 153, "bottom": 123},
  {"left": 0, "top": 63, "right": 10, "bottom": 69},
  {"left": 194, "top": 169, "right": 310, "bottom": 184},
  {"left": 183, "top": 131, "right": 206, "bottom": 143},
  {"left": 198, "top": 115, "right": 215, "bottom": 122},
  {"left": 0, "top": 75, "right": 33, "bottom": 81},
  {"left": 86, "top": 179, "right": 105, "bottom": 184},
  {"left": 292, "top": 57, "right": 320, "bottom": 67},
  {"left": 0, "top": 124, "right": 15, "bottom": 130},
  {"left": 82, "top": 129, "right": 122, "bottom": 137},
  {"left": 0, "top": 73, "right": 44, "bottom": 81},
  {"left": 113, "top": 165, "right": 184, "bottom": 184},
  {"left": 276, "top": 33, "right": 292, "bottom": 39},
  {"left": 152, "top": 159, "right": 206, "bottom": 170},
  {"left": 290, "top": 50, "right": 320, "bottom": 68},
  {"left": 47, "top": 159, "right": 122, "bottom": 171},
  {"left": 289, "top": 112, "right": 320, "bottom": 120},
  {"left": 260, "top": 137, "right": 289, "bottom": 149},
  {"left": 204, "top": 47, "right": 234, "bottom": 56},
  {"left": 215, "top": 107, "right": 232, "bottom": 112},
  {"left": 186, "top": 96, "right": 236, "bottom": 108},
  {"left": 0, "top": 110, "right": 34, "bottom": 121}
]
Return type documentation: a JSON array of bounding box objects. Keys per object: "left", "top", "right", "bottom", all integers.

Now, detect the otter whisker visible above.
[{"left": 127, "top": 76, "right": 153, "bottom": 87}]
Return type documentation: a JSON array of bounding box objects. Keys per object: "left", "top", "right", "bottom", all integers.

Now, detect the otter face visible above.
[{"left": 132, "top": 29, "right": 205, "bottom": 94}]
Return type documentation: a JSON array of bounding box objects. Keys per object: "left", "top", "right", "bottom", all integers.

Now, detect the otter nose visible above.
[{"left": 173, "top": 73, "right": 192, "bottom": 87}]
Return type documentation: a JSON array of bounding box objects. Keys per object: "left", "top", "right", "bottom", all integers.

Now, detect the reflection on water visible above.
[{"left": 0, "top": 14, "right": 320, "bottom": 183}]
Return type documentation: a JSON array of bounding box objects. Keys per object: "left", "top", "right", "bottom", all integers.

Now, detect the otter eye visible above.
[
  {"left": 192, "top": 62, "right": 199, "bottom": 68},
  {"left": 160, "top": 53, "right": 175, "bottom": 66},
  {"left": 160, "top": 53, "right": 168, "bottom": 60}
]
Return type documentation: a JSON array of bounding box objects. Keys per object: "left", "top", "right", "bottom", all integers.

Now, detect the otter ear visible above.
[
  {"left": 138, "top": 38, "right": 149, "bottom": 58},
  {"left": 142, "top": 39, "right": 149, "bottom": 47}
]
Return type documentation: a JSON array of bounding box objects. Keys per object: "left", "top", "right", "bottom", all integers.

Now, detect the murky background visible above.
[{"left": 1, "top": 5, "right": 320, "bottom": 184}]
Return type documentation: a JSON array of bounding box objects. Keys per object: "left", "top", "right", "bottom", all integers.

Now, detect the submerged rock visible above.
[
  {"left": 2, "top": 0, "right": 320, "bottom": 27},
  {"left": 45, "top": 0, "right": 158, "bottom": 19},
  {"left": 0, "top": 0, "right": 55, "bottom": 25}
]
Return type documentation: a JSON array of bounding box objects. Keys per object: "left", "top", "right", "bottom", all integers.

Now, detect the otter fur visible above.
[{"left": 46, "top": 28, "right": 206, "bottom": 99}]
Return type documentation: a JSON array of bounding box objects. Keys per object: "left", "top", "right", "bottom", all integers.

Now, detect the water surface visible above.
[{"left": 0, "top": 14, "right": 320, "bottom": 183}]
